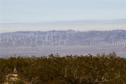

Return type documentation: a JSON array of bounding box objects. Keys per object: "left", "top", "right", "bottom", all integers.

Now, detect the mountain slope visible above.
[{"left": 0, "top": 30, "right": 126, "bottom": 57}]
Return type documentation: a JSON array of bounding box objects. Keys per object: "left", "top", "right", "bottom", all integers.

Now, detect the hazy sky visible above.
[
  {"left": 0, "top": 0, "right": 126, "bottom": 32},
  {"left": 0, "top": 0, "right": 126, "bottom": 23}
]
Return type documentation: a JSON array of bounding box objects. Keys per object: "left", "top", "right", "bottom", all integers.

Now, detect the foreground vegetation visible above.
[{"left": 0, "top": 53, "right": 126, "bottom": 84}]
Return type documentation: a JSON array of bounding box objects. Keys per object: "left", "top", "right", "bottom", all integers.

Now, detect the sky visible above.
[
  {"left": 0, "top": 0, "right": 126, "bottom": 23},
  {"left": 0, "top": 0, "right": 126, "bottom": 32}
]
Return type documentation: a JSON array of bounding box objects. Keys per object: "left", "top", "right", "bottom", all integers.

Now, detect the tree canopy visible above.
[{"left": 0, "top": 53, "right": 126, "bottom": 84}]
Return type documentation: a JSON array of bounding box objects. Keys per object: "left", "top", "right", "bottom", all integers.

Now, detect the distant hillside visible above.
[{"left": 0, "top": 30, "right": 126, "bottom": 57}]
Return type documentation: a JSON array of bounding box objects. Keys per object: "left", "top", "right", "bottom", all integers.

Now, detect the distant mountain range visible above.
[
  {"left": 0, "top": 30, "right": 126, "bottom": 57},
  {"left": 1, "top": 19, "right": 126, "bottom": 32}
]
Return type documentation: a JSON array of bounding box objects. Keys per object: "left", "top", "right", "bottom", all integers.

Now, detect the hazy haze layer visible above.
[{"left": 0, "top": 20, "right": 126, "bottom": 32}]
